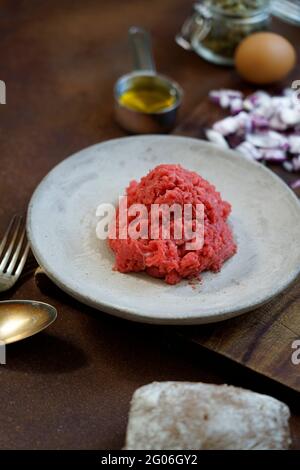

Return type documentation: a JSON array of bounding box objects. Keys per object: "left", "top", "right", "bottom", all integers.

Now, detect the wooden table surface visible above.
[{"left": 0, "top": 0, "right": 300, "bottom": 449}]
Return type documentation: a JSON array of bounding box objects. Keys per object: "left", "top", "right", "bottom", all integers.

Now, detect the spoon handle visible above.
[{"left": 128, "top": 26, "right": 156, "bottom": 73}]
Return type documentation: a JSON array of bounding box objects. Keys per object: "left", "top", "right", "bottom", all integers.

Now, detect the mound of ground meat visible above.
[{"left": 108, "top": 164, "right": 237, "bottom": 285}]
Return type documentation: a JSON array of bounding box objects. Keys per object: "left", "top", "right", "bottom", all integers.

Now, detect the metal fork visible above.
[{"left": 0, "top": 215, "right": 30, "bottom": 292}]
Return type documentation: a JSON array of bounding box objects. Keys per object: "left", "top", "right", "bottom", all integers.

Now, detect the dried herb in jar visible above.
[
  {"left": 192, "top": 0, "right": 270, "bottom": 64},
  {"left": 211, "top": 0, "right": 269, "bottom": 14}
]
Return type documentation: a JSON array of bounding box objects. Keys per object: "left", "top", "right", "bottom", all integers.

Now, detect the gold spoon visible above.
[{"left": 0, "top": 300, "right": 57, "bottom": 344}]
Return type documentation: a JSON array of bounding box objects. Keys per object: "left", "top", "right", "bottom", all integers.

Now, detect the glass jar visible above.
[{"left": 177, "top": 0, "right": 271, "bottom": 65}]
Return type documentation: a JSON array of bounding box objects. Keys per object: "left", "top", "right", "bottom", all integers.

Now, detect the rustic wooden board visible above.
[{"left": 173, "top": 94, "right": 300, "bottom": 393}]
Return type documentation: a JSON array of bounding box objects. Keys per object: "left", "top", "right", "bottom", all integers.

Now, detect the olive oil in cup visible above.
[
  {"left": 114, "top": 27, "right": 183, "bottom": 133},
  {"left": 119, "top": 85, "right": 177, "bottom": 114}
]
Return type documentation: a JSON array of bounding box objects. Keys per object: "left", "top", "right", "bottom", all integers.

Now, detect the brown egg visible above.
[{"left": 235, "top": 32, "right": 296, "bottom": 85}]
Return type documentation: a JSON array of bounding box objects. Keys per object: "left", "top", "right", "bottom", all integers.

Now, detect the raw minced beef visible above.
[{"left": 108, "top": 164, "right": 237, "bottom": 285}]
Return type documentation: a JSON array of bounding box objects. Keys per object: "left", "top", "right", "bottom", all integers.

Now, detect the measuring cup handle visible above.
[{"left": 128, "top": 26, "right": 156, "bottom": 73}]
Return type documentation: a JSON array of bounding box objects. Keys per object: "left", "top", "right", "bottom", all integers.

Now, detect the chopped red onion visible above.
[
  {"left": 283, "top": 88, "right": 295, "bottom": 98},
  {"left": 283, "top": 161, "right": 293, "bottom": 172},
  {"left": 221, "top": 96, "right": 230, "bottom": 108},
  {"left": 227, "top": 133, "right": 245, "bottom": 149},
  {"left": 288, "top": 135, "right": 300, "bottom": 154},
  {"left": 294, "top": 125, "right": 300, "bottom": 135},
  {"left": 260, "top": 148, "right": 287, "bottom": 163},
  {"left": 244, "top": 91, "right": 271, "bottom": 112},
  {"left": 283, "top": 157, "right": 300, "bottom": 173},
  {"left": 208, "top": 88, "right": 300, "bottom": 177},
  {"left": 205, "top": 129, "right": 229, "bottom": 149},
  {"left": 212, "top": 112, "right": 250, "bottom": 136},
  {"left": 291, "top": 155, "right": 300, "bottom": 171},
  {"left": 209, "top": 89, "right": 243, "bottom": 109},
  {"left": 280, "top": 107, "right": 300, "bottom": 126},
  {"left": 246, "top": 131, "right": 288, "bottom": 150},
  {"left": 291, "top": 179, "right": 300, "bottom": 189},
  {"left": 235, "top": 141, "right": 262, "bottom": 161},
  {"left": 251, "top": 114, "right": 269, "bottom": 129},
  {"left": 212, "top": 116, "right": 238, "bottom": 135},
  {"left": 230, "top": 98, "right": 244, "bottom": 115},
  {"left": 269, "top": 115, "right": 288, "bottom": 131}
]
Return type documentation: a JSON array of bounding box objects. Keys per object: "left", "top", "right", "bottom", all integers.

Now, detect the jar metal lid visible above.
[{"left": 271, "top": 0, "right": 300, "bottom": 26}]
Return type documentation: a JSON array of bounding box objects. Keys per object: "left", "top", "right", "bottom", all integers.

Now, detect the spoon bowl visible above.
[{"left": 0, "top": 300, "right": 57, "bottom": 344}]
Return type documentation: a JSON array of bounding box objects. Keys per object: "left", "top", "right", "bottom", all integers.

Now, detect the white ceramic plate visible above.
[{"left": 27, "top": 136, "right": 300, "bottom": 324}]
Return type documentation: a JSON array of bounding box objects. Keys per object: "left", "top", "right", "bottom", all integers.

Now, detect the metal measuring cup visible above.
[{"left": 114, "top": 26, "right": 183, "bottom": 134}]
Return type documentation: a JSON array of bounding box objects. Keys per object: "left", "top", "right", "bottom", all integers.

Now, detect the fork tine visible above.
[
  {"left": 14, "top": 242, "right": 30, "bottom": 277},
  {"left": 5, "top": 228, "right": 26, "bottom": 275},
  {"left": 0, "top": 215, "right": 18, "bottom": 259},
  {"left": 0, "top": 216, "right": 22, "bottom": 271}
]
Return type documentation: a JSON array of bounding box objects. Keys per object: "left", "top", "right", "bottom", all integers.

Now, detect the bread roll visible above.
[{"left": 125, "top": 381, "right": 291, "bottom": 450}]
